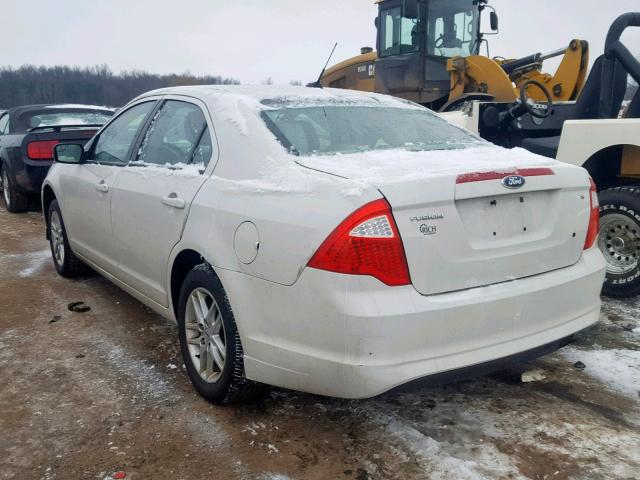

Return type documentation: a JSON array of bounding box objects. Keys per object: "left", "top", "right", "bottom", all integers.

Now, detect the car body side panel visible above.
[
  {"left": 556, "top": 118, "right": 640, "bottom": 166},
  {"left": 50, "top": 163, "right": 122, "bottom": 273},
  {"left": 174, "top": 92, "right": 383, "bottom": 289},
  {"left": 111, "top": 167, "right": 208, "bottom": 306}
]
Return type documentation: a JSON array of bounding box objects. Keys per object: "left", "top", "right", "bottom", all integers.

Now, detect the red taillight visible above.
[
  {"left": 308, "top": 199, "right": 411, "bottom": 286},
  {"left": 584, "top": 179, "right": 600, "bottom": 250},
  {"left": 27, "top": 140, "right": 60, "bottom": 160}
]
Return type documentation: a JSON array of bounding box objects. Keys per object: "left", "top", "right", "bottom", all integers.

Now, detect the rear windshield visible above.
[
  {"left": 261, "top": 106, "right": 483, "bottom": 156},
  {"left": 19, "top": 110, "right": 113, "bottom": 131}
]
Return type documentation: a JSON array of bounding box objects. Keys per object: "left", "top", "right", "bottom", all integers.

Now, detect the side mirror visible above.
[
  {"left": 54, "top": 144, "right": 85, "bottom": 164},
  {"left": 490, "top": 11, "right": 499, "bottom": 31}
]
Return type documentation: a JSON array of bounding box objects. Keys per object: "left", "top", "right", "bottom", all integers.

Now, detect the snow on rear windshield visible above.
[
  {"left": 26, "top": 111, "right": 113, "bottom": 129},
  {"left": 261, "top": 105, "right": 484, "bottom": 156}
]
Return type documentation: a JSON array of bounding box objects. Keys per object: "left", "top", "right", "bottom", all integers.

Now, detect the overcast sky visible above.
[{"left": 1, "top": 0, "right": 639, "bottom": 84}]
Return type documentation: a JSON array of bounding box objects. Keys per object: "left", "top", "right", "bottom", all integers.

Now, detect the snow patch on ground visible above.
[
  {"left": 0, "top": 329, "right": 19, "bottom": 360},
  {"left": 561, "top": 346, "right": 640, "bottom": 401},
  {"left": 13, "top": 250, "right": 51, "bottom": 278},
  {"left": 0, "top": 250, "right": 51, "bottom": 278},
  {"left": 371, "top": 411, "right": 523, "bottom": 480},
  {"left": 94, "top": 339, "right": 180, "bottom": 404}
]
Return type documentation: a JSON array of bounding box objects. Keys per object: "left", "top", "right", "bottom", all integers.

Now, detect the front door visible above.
[
  {"left": 110, "top": 98, "right": 214, "bottom": 306},
  {"left": 61, "top": 101, "right": 157, "bottom": 273}
]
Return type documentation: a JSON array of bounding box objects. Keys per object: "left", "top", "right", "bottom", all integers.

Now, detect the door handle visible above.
[
  {"left": 162, "top": 194, "right": 186, "bottom": 210},
  {"left": 96, "top": 181, "right": 109, "bottom": 193}
]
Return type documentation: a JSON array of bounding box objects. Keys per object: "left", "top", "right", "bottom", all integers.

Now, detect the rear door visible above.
[
  {"left": 110, "top": 97, "right": 214, "bottom": 306},
  {"left": 60, "top": 100, "right": 157, "bottom": 272}
]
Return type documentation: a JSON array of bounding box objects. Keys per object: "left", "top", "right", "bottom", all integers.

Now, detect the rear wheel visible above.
[
  {"left": 47, "top": 199, "right": 88, "bottom": 278},
  {"left": 1, "top": 163, "right": 29, "bottom": 213},
  {"left": 177, "top": 264, "right": 265, "bottom": 404},
  {"left": 598, "top": 187, "right": 640, "bottom": 298}
]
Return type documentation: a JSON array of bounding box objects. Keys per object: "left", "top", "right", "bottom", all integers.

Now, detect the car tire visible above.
[
  {"left": 1, "top": 163, "right": 30, "bottom": 213},
  {"left": 598, "top": 187, "right": 640, "bottom": 298},
  {"left": 177, "top": 263, "right": 265, "bottom": 404},
  {"left": 47, "top": 199, "right": 89, "bottom": 278}
]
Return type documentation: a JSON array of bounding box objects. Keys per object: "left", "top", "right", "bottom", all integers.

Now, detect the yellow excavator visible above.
[{"left": 320, "top": 0, "right": 589, "bottom": 111}]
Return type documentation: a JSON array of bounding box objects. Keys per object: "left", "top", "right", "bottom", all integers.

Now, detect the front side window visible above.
[
  {"left": 0, "top": 114, "right": 9, "bottom": 135},
  {"left": 94, "top": 102, "right": 155, "bottom": 164},
  {"left": 136, "top": 100, "right": 208, "bottom": 167},
  {"left": 380, "top": 7, "right": 420, "bottom": 57},
  {"left": 262, "top": 105, "right": 484, "bottom": 156},
  {"left": 427, "top": 0, "right": 478, "bottom": 58}
]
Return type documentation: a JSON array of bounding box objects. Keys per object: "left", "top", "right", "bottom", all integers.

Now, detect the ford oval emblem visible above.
[{"left": 502, "top": 175, "right": 526, "bottom": 189}]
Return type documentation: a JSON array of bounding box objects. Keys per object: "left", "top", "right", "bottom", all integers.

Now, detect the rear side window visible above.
[
  {"left": 136, "top": 100, "right": 208, "bottom": 167},
  {"left": 93, "top": 102, "right": 156, "bottom": 164},
  {"left": 0, "top": 114, "right": 9, "bottom": 135}
]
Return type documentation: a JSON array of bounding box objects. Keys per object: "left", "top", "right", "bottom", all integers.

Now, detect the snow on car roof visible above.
[
  {"left": 140, "top": 84, "right": 421, "bottom": 110},
  {"left": 41, "top": 104, "right": 114, "bottom": 111}
]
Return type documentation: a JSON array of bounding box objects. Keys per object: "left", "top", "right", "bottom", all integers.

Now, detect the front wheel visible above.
[
  {"left": 47, "top": 199, "right": 89, "bottom": 278},
  {"left": 598, "top": 187, "right": 640, "bottom": 298},
  {"left": 177, "top": 264, "right": 265, "bottom": 404}
]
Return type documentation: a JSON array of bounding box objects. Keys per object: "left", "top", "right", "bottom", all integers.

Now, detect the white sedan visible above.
[{"left": 42, "top": 86, "right": 605, "bottom": 402}]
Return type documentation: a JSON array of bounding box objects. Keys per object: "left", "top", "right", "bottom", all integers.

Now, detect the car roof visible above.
[
  {"left": 137, "top": 84, "right": 417, "bottom": 109},
  {"left": 7, "top": 104, "right": 115, "bottom": 117}
]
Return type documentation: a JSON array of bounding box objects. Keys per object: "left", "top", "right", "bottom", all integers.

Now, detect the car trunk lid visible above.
[{"left": 298, "top": 146, "right": 592, "bottom": 295}]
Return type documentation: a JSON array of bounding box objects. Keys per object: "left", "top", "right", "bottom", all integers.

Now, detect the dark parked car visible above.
[{"left": 0, "top": 104, "right": 114, "bottom": 212}]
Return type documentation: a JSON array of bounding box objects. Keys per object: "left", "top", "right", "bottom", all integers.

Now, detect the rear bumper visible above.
[
  {"left": 220, "top": 248, "right": 606, "bottom": 399},
  {"left": 11, "top": 160, "right": 51, "bottom": 194}
]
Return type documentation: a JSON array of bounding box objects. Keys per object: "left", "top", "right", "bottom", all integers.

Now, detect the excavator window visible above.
[
  {"left": 380, "top": 6, "right": 420, "bottom": 57},
  {"left": 426, "top": 0, "right": 478, "bottom": 58}
]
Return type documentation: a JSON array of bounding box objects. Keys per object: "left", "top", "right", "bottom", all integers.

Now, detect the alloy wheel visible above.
[
  {"left": 49, "top": 210, "right": 66, "bottom": 266},
  {"left": 184, "top": 288, "right": 226, "bottom": 383}
]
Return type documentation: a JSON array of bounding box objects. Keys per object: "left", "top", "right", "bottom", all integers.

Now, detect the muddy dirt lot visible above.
[{"left": 1, "top": 205, "right": 639, "bottom": 480}]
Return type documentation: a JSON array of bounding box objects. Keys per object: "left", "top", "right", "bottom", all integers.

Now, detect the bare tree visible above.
[{"left": 0, "top": 65, "right": 240, "bottom": 108}]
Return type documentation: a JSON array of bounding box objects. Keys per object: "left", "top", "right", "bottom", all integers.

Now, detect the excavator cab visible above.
[
  {"left": 374, "top": 0, "right": 484, "bottom": 106},
  {"left": 320, "top": 0, "right": 588, "bottom": 111}
]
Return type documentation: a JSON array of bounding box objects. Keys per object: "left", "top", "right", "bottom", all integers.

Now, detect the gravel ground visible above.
[{"left": 1, "top": 206, "right": 639, "bottom": 480}]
